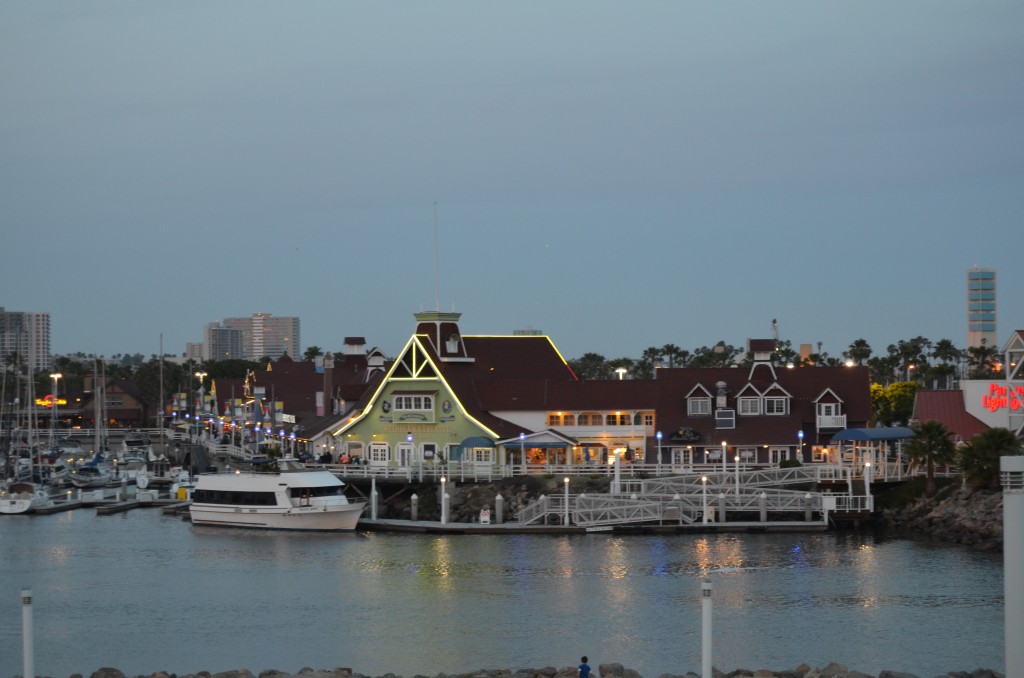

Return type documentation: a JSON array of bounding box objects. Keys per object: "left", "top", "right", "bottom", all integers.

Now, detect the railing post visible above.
[{"left": 22, "top": 589, "right": 33, "bottom": 678}]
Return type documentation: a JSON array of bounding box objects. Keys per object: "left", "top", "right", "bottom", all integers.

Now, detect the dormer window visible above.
[
  {"left": 738, "top": 397, "right": 760, "bottom": 416},
  {"left": 688, "top": 397, "right": 711, "bottom": 416},
  {"left": 765, "top": 397, "right": 789, "bottom": 415},
  {"left": 394, "top": 394, "right": 434, "bottom": 411}
]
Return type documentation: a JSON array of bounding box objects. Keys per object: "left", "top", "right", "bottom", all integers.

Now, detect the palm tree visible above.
[
  {"left": 958, "top": 428, "right": 1023, "bottom": 490},
  {"left": 844, "top": 339, "right": 872, "bottom": 366},
  {"left": 303, "top": 345, "right": 324, "bottom": 362},
  {"left": 905, "top": 420, "right": 957, "bottom": 497},
  {"left": 661, "top": 344, "right": 687, "bottom": 368}
]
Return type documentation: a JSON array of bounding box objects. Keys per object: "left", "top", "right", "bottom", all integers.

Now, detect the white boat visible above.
[
  {"left": 189, "top": 457, "right": 366, "bottom": 531},
  {"left": 0, "top": 481, "right": 52, "bottom": 514},
  {"left": 135, "top": 458, "right": 179, "bottom": 489},
  {"left": 69, "top": 461, "right": 113, "bottom": 488}
]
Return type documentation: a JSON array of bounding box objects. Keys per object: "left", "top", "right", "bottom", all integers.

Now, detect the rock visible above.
[
  {"left": 878, "top": 671, "right": 921, "bottom": 677},
  {"left": 212, "top": 671, "right": 255, "bottom": 678},
  {"left": 598, "top": 666, "right": 625, "bottom": 678},
  {"left": 91, "top": 669, "right": 126, "bottom": 678},
  {"left": 819, "top": 664, "right": 848, "bottom": 678}
]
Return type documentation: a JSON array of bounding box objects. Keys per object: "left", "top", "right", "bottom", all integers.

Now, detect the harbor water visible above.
[{"left": 0, "top": 510, "right": 1004, "bottom": 678}]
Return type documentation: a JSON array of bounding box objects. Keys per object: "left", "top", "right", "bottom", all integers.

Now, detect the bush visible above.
[{"left": 779, "top": 458, "right": 803, "bottom": 468}]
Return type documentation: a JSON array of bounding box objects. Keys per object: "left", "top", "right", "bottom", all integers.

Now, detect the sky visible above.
[{"left": 2, "top": 2, "right": 1022, "bottom": 363}]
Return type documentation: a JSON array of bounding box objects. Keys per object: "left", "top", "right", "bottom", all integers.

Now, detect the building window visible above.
[
  {"left": 346, "top": 442, "right": 364, "bottom": 460},
  {"left": 369, "top": 443, "right": 390, "bottom": 463},
  {"left": 765, "top": 398, "right": 788, "bottom": 415},
  {"left": 688, "top": 398, "right": 711, "bottom": 416},
  {"left": 578, "top": 412, "right": 601, "bottom": 426},
  {"left": 606, "top": 413, "right": 630, "bottom": 426},
  {"left": 715, "top": 409, "right": 736, "bottom": 429},
  {"left": 562, "top": 414, "right": 575, "bottom": 426},
  {"left": 470, "top": 448, "right": 493, "bottom": 463},
  {"left": 738, "top": 398, "right": 760, "bottom": 416},
  {"left": 643, "top": 413, "right": 654, "bottom": 427},
  {"left": 818, "top": 403, "right": 841, "bottom": 417},
  {"left": 394, "top": 395, "right": 433, "bottom": 411},
  {"left": 547, "top": 413, "right": 561, "bottom": 426}
]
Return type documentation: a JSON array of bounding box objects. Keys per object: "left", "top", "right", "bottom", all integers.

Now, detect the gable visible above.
[{"left": 391, "top": 338, "right": 441, "bottom": 380}]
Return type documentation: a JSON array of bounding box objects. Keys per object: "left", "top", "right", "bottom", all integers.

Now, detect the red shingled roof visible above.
[{"left": 912, "top": 390, "right": 989, "bottom": 441}]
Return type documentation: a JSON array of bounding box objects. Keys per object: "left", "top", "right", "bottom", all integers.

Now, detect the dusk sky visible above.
[{"left": 3, "top": 2, "right": 1022, "bottom": 363}]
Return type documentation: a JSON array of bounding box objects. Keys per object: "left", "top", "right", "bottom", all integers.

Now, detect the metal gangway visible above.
[{"left": 517, "top": 465, "right": 874, "bottom": 528}]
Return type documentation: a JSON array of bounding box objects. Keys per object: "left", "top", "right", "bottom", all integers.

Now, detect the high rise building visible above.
[
  {"left": 204, "top": 324, "right": 244, "bottom": 361},
  {"left": 0, "top": 307, "right": 51, "bottom": 372},
  {"left": 216, "top": 313, "right": 300, "bottom": 360},
  {"left": 966, "top": 267, "right": 997, "bottom": 350}
]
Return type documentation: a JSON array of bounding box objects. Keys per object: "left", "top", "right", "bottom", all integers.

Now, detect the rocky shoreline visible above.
[
  {"left": 878, "top": 485, "right": 1003, "bottom": 550},
  {"left": 29, "top": 663, "right": 1004, "bottom": 678}
]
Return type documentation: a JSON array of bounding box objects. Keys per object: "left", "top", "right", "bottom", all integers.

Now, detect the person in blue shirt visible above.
[{"left": 578, "top": 656, "right": 591, "bottom": 678}]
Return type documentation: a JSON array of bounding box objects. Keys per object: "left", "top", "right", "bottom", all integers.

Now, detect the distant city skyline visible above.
[{"left": 3, "top": 2, "right": 1021, "bottom": 362}]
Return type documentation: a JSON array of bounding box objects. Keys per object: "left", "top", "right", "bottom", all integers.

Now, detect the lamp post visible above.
[
  {"left": 615, "top": 367, "right": 627, "bottom": 380},
  {"left": 49, "top": 372, "right": 62, "bottom": 447},
  {"left": 701, "top": 476, "right": 708, "bottom": 525},
  {"left": 195, "top": 371, "right": 207, "bottom": 414},
  {"left": 797, "top": 430, "right": 804, "bottom": 463},
  {"left": 721, "top": 441, "right": 727, "bottom": 477},
  {"left": 656, "top": 431, "right": 662, "bottom": 466},
  {"left": 563, "top": 477, "right": 570, "bottom": 525},
  {"left": 406, "top": 432, "right": 414, "bottom": 481},
  {"left": 864, "top": 461, "right": 872, "bottom": 508},
  {"left": 440, "top": 476, "right": 448, "bottom": 525},
  {"left": 519, "top": 432, "right": 526, "bottom": 474},
  {"left": 734, "top": 453, "right": 741, "bottom": 496}
]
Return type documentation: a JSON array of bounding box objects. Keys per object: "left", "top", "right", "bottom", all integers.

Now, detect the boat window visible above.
[
  {"left": 193, "top": 489, "right": 278, "bottom": 506},
  {"left": 289, "top": 485, "right": 342, "bottom": 498}
]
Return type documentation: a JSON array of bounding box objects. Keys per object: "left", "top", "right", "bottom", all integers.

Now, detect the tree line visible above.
[{"left": 568, "top": 336, "right": 1004, "bottom": 385}]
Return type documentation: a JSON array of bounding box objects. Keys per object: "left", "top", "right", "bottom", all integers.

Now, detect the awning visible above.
[
  {"left": 459, "top": 436, "right": 494, "bottom": 449},
  {"left": 831, "top": 427, "right": 913, "bottom": 442}
]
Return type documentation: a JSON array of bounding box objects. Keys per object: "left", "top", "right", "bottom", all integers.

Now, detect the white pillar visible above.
[
  {"left": 864, "top": 462, "right": 873, "bottom": 510},
  {"left": 701, "top": 580, "right": 712, "bottom": 678},
  {"left": 701, "top": 477, "right": 708, "bottom": 525},
  {"left": 370, "top": 477, "right": 378, "bottom": 520},
  {"left": 22, "top": 589, "right": 33, "bottom": 678},
  {"left": 734, "top": 454, "right": 740, "bottom": 496},
  {"left": 614, "top": 451, "right": 621, "bottom": 495},
  {"left": 563, "top": 477, "right": 570, "bottom": 525},
  {"left": 1002, "top": 456, "right": 1024, "bottom": 678},
  {"left": 440, "top": 477, "right": 447, "bottom": 524}
]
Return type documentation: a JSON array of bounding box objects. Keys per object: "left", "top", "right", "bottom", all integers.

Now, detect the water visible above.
[{"left": 0, "top": 511, "right": 1004, "bottom": 678}]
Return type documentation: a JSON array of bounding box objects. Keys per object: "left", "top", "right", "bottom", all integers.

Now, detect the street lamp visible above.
[
  {"left": 406, "top": 432, "right": 414, "bottom": 481},
  {"left": 797, "top": 430, "right": 804, "bottom": 463},
  {"left": 519, "top": 432, "right": 525, "bottom": 469},
  {"left": 735, "top": 453, "right": 741, "bottom": 496},
  {"left": 701, "top": 476, "right": 708, "bottom": 525},
  {"left": 49, "top": 372, "right": 62, "bottom": 446},
  {"left": 721, "top": 441, "right": 727, "bottom": 477},
  {"left": 563, "top": 477, "right": 570, "bottom": 525},
  {"left": 615, "top": 367, "right": 627, "bottom": 380},
  {"left": 195, "top": 371, "right": 208, "bottom": 414},
  {"left": 656, "top": 431, "right": 662, "bottom": 465},
  {"left": 440, "top": 476, "right": 448, "bottom": 525}
]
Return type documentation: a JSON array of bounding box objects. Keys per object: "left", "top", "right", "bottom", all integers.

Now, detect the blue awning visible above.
[
  {"left": 459, "top": 436, "right": 494, "bottom": 448},
  {"left": 831, "top": 427, "right": 913, "bottom": 442}
]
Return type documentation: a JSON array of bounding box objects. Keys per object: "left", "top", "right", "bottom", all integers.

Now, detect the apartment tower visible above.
[{"left": 966, "top": 267, "right": 997, "bottom": 350}]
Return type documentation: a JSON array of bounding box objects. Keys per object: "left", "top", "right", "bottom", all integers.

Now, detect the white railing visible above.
[{"left": 817, "top": 415, "right": 847, "bottom": 430}]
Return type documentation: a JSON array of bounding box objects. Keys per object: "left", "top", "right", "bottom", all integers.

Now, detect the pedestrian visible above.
[{"left": 578, "top": 656, "right": 591, "bottom": 678}]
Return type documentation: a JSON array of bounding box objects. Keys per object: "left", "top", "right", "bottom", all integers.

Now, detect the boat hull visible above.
[{"left": 189, "top": 501, "right": 365, "bottom": 531}]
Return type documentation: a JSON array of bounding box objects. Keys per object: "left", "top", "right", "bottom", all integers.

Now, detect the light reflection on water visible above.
[{"left": 0, "top": 512, "right": 1004, "bottom": 678}]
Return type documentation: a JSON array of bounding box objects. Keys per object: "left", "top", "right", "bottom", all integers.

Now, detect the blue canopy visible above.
[{"left": 831, "top": 427, "right": 913, "bottom": 442}]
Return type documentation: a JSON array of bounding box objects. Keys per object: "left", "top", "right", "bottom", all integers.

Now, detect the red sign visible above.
[{"left": 982, "top": 383, "right": 1024, "bottom": 412}]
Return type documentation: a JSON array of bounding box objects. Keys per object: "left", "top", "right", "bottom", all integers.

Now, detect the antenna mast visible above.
[{"left": 433, "top": 202, "right": 440, "bottom": 311}]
